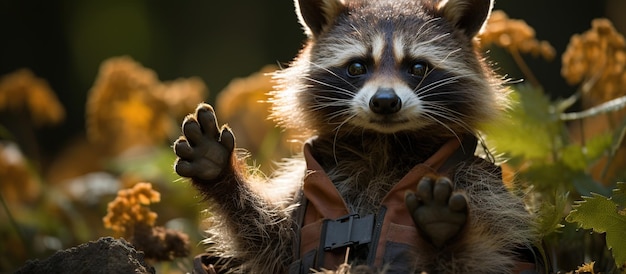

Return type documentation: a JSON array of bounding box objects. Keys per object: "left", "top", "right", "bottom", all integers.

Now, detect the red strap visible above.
[{"left": 302, "top": 144, "right": 350, "bottom": 221}]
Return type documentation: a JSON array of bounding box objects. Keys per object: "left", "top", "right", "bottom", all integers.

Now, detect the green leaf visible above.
[
  {"left": 584, "top": 133, "right": 613, "bottom": 160},
  {"left": 536, "top": 191, "right": 568, "bottom": 236},
  {"left": 566, "top": 192, "right": 626, "bottom": 266},
  {"left": 516, "top": 85, "right": 556, "bottom": 123},
  {"left": 559, "top": 133, "right": 612, "bottom": 172},
  {"left": 483, "top": 120, "right": 552, "bottom": 160},
  {"left": 560, "top": 144, "right": 587, "bottom": 171},
  {"left": 483, "top": 86, "right": 560, "bottom": 160}
]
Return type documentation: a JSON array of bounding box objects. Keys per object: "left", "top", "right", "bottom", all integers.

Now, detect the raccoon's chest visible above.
[
  {"left": 307, "top": 134, "right": 438, "bottom": 214},
  {"left": 323, "top": 160, "right": 414, "bottom": 215}
]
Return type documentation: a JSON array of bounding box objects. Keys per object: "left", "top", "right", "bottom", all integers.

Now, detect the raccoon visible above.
[{"left": 174, "top": 0, "right": 537, "bottom": 273}]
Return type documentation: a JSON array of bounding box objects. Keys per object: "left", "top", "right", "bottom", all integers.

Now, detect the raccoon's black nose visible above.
[{"left": 369, "top": 88, "right": 402, "bottom": 114}]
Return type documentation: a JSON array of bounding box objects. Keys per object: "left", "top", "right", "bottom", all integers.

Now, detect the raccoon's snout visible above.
[{"left": 369, "top": 88, "right": 402, "bottom": 114}]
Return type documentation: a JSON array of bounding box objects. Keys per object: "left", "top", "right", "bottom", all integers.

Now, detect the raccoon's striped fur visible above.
[{"left": 174, "top": 0, "right": 536, "bottom": 273}]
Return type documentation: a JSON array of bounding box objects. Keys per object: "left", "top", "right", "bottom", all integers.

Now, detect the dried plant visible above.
[
  {"left": 86, "top": 56, "right": 207, "bottom": 155},
  {"left": 103, "top": 182, "right": 190, "bottom": 261},
  {"left": 0, "top": 69, "right": 65, "bottom": 126}
]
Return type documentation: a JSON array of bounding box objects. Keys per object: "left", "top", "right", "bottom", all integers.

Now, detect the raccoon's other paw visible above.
[
  {"left": 174, "top": 103, "right": 235, "bottom": 182},
  {"left": 405, "top": 175, "right": 467, "bottom": 248}
]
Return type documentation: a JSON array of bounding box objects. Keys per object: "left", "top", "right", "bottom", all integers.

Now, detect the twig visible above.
[{"left": 560, "top": 95, "right": 626, "bottom": 121}]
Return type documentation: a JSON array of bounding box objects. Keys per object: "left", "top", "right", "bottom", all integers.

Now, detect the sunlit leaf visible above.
[
  {"left": 584, "top": 133, "right": 613, "bottom": 163},
  {"left": 560, "top": 132, "right": 611, "bottom": 173},
  {"left": 566, "top": 192, "right": 626, "bottom": 266},
  {"left": 536, "top": 191, "right": 568, "bottom": 237},
  {"left": 516, "top": 85, "right": 556, "bottom": 123},
  {"left": 483, "top": 86, "right": 559, "bottom": 160},
  {"left": 561, "top": 144, "right": 587, "bottom": 171}
]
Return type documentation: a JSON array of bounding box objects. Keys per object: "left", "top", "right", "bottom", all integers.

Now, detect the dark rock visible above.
[{"left": 15, "top": 237, "right": 155, "bottom": 274}]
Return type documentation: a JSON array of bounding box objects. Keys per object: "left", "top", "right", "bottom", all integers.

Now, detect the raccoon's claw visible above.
[
  {"left": 405, "top": 175, "right": 467, "bottom": 248},
  {"left": 174, "top": 103, "right": 235, "bottom": 181}
]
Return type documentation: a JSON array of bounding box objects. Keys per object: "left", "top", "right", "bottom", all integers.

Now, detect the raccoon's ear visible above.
[
  {"left": 295, "top": 0, "right": 345, "bottom": 38},
  {"left": 438, "top": 0, "right": 493, "bottom": 38}
]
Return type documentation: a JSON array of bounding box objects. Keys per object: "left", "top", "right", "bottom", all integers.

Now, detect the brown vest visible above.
[
  {"left": 289, "top": 137, "right": 476, "bottom": 273},
  {"left": 186, "top": 137, "right": 537, "bottom": 274}
]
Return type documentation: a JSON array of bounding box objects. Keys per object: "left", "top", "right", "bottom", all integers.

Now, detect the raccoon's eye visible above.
[
  {"left": 347, "top": 62, "right": 367, "bottom": 77},
  {"left": 409, "top": 62, "right": 428, "bottom": 77}
]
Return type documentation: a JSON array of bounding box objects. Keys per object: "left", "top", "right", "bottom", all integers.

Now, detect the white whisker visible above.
[
  {"left": 421, "top": 103, "right": 475, "bottom": 134},
  {"left": 415, "top": 18, "right": 442, "bottom": 40},
  {"left": 303, "top": 76, "right": 357, "bottom": 97},
  {"left": 332, "top": 113, "right": 358, "bottom": 164},
  {"left": 432, "top": 48, "right": 462, "bottom": 68},
  {"left": 419, "top": 111, "right": 463, "bottom": 144},
  {"left": 304, "top": 60, "right": 358, "bottom": 91}
]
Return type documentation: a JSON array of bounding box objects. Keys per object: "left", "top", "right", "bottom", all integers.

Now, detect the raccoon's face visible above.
[{"left": 273, "top": 0, "right": 506, "bottom": 138}]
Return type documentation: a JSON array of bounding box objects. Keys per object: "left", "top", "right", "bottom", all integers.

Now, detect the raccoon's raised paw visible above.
[
  {"left": 405, "top": 175, "right": 467, "bottom": 248},
  {"left": 174, "top": 103, "right": 235, "bottom": 181}
]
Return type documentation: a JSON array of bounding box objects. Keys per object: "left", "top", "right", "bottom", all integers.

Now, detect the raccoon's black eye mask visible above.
[{"left": 344, "top": 58, "right": 431, "bottom": 81}]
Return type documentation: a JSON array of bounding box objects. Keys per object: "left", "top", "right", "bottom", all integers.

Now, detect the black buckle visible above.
[{"left": 323, "top": 214, "right": 374, "bottom": 251}]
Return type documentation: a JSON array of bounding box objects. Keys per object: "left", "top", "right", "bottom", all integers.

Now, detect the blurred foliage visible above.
[
  {"left": 480, "top": 16, "right": 626, "bottom": 273},
  {"left": 0, "top": 54, "right": 296, "bottom": 272},
  {"left": 0, "top": 57, "right": 209, "bottom": 272}
]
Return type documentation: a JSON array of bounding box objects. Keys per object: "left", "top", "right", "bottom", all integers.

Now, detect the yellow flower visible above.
[
  {"left": 561, "top": 18, "right": 626, "bottom": 102},
  {"left": 86, "top": 57, "right": 163, "bottom": 153},
  {"left": 102, "top": 181, "right": 189, "bottom": 261},
  {"left": 0, "top": 69, "right": 65, "bottom": 126},
  {"left": 113, "top": 91, "right": 155, "bottom": 133},
  {"left": 132, "top": 182, "right": 161, "bottom": 205},
  {"left": 479, "top": 10, "right": 555, "bottom": 61},
  {"left": 575, "top": 261, "right": 595, "bottom": 274},
  {"left": 102, "top": 182, "right": 160, "bottom": 236},
  {"left": 86, "top": 56, "right": 206, "bottom": 155}
]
